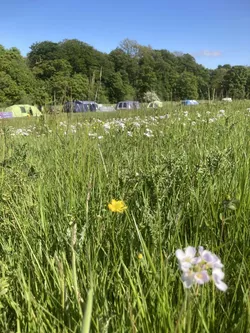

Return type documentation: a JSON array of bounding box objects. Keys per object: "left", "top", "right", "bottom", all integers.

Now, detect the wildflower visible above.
[
  {"left": 117, "top": 121, "right": 125, "bottom": 130},
  {"left": 198, "top": 247, "right": 223, "bottom": 269},
  {"left": 209, "top": 118, "right": 217, "bottom": 123},
  {"left": 127, "top": 131, "right": 133, "bottom": 137},
  {"left": 212, "top": 268, "right": 228, "bottom": 291},
  {"left": 133, "top": 122, "right": 141, "bottom": 128},
  {"left": 144, "top": 132, "right": 154, "bottom": 137},
  {"left": 176, "top": 246, "right": 197, "bottom": 272},
  {"left": 176, "top": 246, "right": 227, "bottom": 291},
  {"left": 108, "top": 199, "right": 127, "bottom": 213},
  {"left": 138, "top": 253, "right": 143, "bottom": 260},
  {"left": 103, "top": 123, "right": 111, "bottom": 131},
  {"left": 194, "top": 270, "right": 210, "bottom": 285},
  {"left": 181, "top": 271, "right": 195, "bottom": 288}
]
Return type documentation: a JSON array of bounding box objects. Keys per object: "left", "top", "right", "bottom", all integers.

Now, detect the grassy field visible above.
[{"left": 0, "top": 101, "right": 250, "bottom": 332}]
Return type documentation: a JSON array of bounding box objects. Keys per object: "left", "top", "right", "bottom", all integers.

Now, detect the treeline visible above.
[{"left": 0, "top": 38, "right": 250, "bottom": 106}]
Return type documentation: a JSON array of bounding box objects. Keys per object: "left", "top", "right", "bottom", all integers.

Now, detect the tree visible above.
[
  {"left": 27, "top": 41, "right": 62, "bottom": 67},
  {"left": 68, "top": 74, "right": 89, "bottom": 100},
  {"left": 119, "top": 38, "right": 140, "bottom": 57},
  {"left": 59, "top": 39, "right": 100, "bottom": 76},
  {"left": 106, "top": 72, "right": 135, "bottom": 103},
  {"left": 223, "top": 66, "right": 248, "bottom": 99},
  {"left": 0, "top": 72, "right": 26, "bottom": 104},
  {"left": 176, "top": 54, "right": 199, "bottom": 74},
  {"left": 135, "top": 49, "right": 158, "bottom": 100},
  {"left": 109, "top": 48, "right": 138, "bottom": 86},
  {"left": 2, "top": 38, "right": 250, "bottom": 106},
  {"left": 245, "top": 67, "right": 250, "bottom": 99},
  {"left": 0, "top": 45, "right": 38, "bottom": 105},
  {"left": 31, "top": 59, "right": 72, "bottom": 80},
  {"left": 136, "top": 65, "right": 157, "bottom": 100},
  {"left": 175, "top": 72, "right": 198, "bottom": 100},
  {"left": 153, "top": 50, "right": 178, "bottom": 100},
  {"left": 210, "top": 66, "right": 229, "bottom": 99}
]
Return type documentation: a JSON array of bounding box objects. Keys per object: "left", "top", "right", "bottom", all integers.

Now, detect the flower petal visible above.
[
  {"left": 214, "top": 280, "right": 228, "bottom": 291},
  {"left": 202, "top": 250, "right": 214, "bottom": 262},
  {"left": 176, "top": 249, "right": 185, "bottom": 261},
  {"left": 198, "top": 246, "right": 204, "bottom": 255},
  {"left": 194, "top": 270, "right": 210, "bottom": 285},
  {"left": 185, "top": 246, "right": 196, "bottom": 258},
  {"left": 179, "top": 261, "right": 192, "bottom": 272},
  {"left": 182, "top": 273, "right": 194, "bottom": 288},
  {"left": 212, "top": 268, "right": 225, "bottom": 281}
]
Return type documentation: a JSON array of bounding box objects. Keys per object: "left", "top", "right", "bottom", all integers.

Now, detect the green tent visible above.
[{"left": 5, "top": 105, "right": 42, "bottom": 117}]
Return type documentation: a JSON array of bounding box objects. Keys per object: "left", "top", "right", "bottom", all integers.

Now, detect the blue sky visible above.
[{"left": 0, "top": 0, "right": 249, "bottom": 69}]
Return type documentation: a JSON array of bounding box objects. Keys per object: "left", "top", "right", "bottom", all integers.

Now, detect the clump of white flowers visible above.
[
  {"left": 143, "top": 91, "right": 161, "bottom": 102},
  {"left": 176, "top": 246, "right": 228, "bottom": 291}
]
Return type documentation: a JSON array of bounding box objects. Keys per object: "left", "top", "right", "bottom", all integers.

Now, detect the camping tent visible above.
[
  {"left": 181, "top": 100, "right": 199, "bottom": 105},
  {"left": 63, "top": 101, "right": 98, "bottom": 113},
  {"left": 115, "top": 101, "right": 140, "bottom": 110},
  {"left": 4, "top": 105, "right": 42, "bottom": 117},
  {"left": 147, "top": 101, "right": 163, "bottom": 108},
  {"left": 98, "top": 106, "right": 115, "bottom": 112}
]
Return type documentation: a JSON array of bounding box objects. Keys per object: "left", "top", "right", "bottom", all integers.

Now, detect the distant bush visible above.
[{"left": 143, "top": 91, "right": 161, "bottom": 102}]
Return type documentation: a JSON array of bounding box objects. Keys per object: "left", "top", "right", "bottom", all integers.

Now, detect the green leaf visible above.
[
  {"left": 81, "top": 288, "right": 93, "bottom": 333},
  {"left": 227, "top": 203, "right": 236, "bottom": 211}
]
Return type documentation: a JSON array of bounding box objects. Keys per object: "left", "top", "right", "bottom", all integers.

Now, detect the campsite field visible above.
[{"left": 0, "top": 101, "right": 250, "bottom": 333}]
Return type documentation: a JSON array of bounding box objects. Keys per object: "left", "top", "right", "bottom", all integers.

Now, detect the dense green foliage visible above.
[{"left": 0, "top": 38, "right": 250, "bottom": 106}]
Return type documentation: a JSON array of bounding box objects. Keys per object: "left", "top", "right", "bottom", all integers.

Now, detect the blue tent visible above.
[
  {"left": 181, "top": 100, "right": 199, "bottom": 105},
  {"left": 63, "top": 100, "right": 97, "bottom": 113}
]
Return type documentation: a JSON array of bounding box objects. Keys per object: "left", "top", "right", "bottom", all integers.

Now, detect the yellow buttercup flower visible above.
[
  {"left": 138, "top": 253, "right": 143, "bottom": 260},
  {"left": 108, "top": 199, "right": 127, "bottom": 213}
]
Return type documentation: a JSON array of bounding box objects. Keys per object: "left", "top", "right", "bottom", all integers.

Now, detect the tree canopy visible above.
[{"left": 0, "top": 39, "right": 249, "bottom": 107}]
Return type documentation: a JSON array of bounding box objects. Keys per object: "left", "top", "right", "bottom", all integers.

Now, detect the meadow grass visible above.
[{"left": 0, "top": 101, "right": 250, "bottom": 332}]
